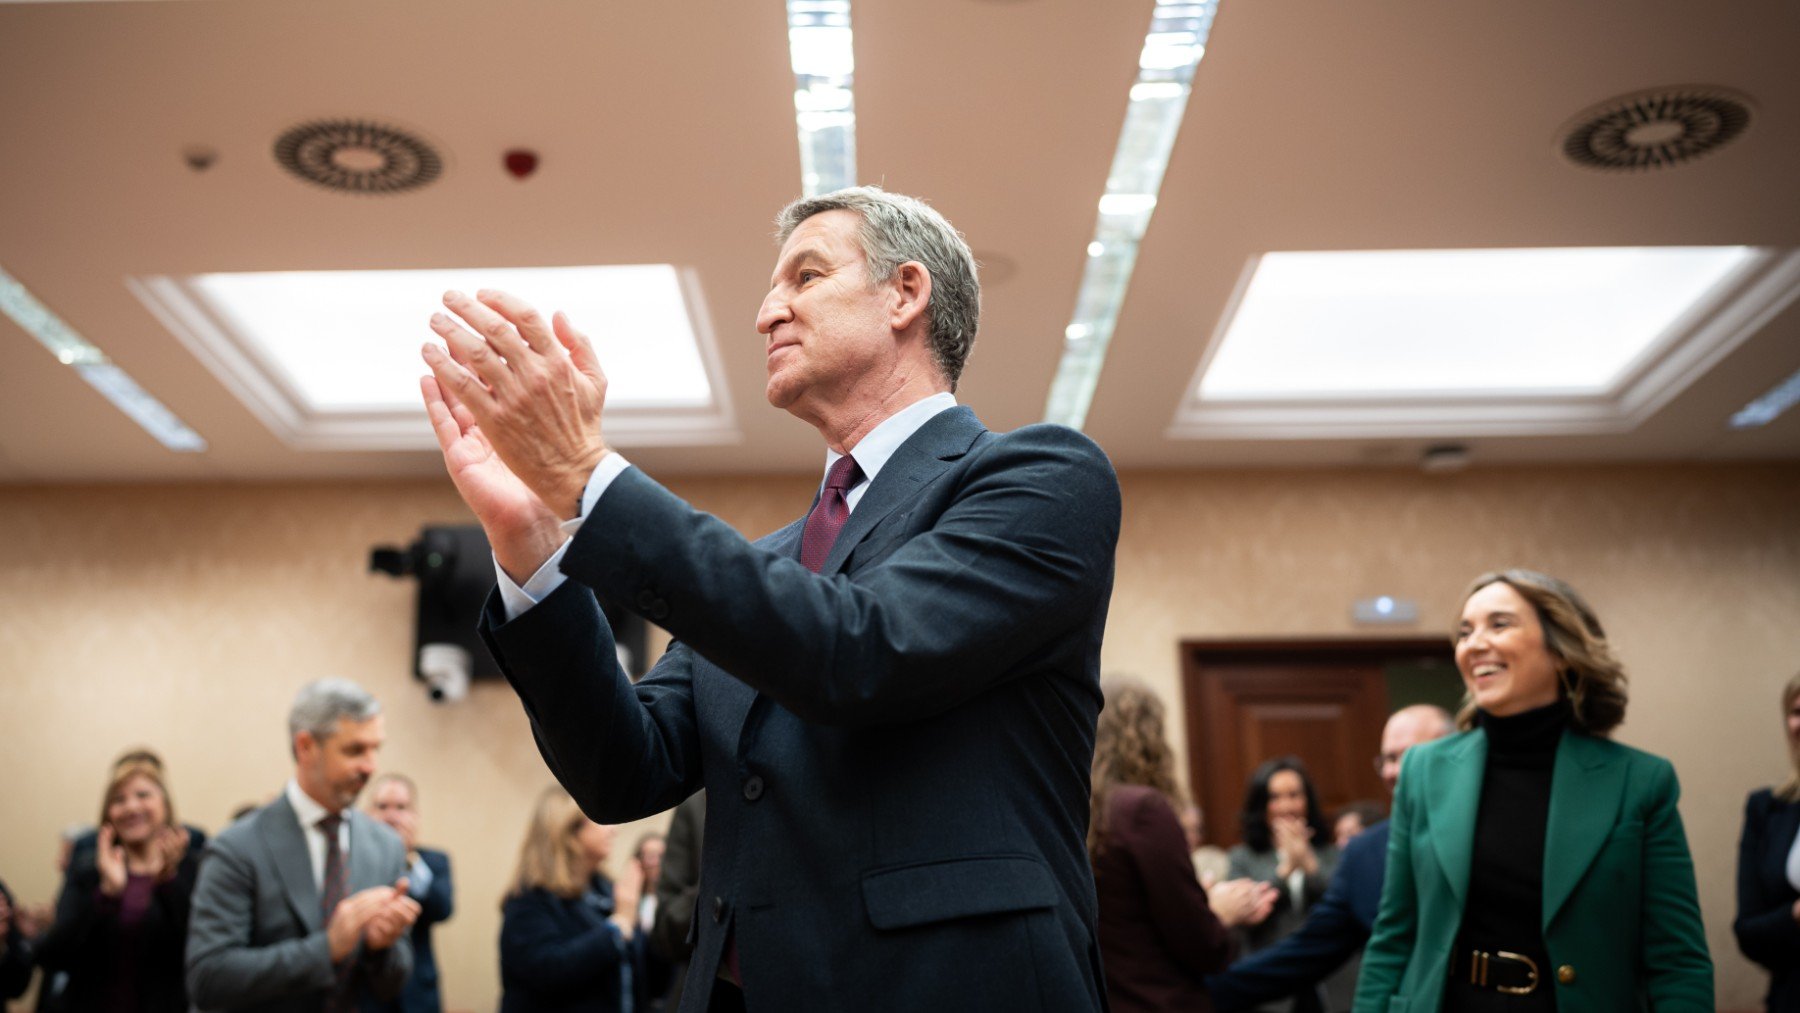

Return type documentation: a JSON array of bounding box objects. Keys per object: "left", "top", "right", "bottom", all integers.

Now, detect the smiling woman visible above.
[
  {"left": 1354, "top": 570, "right": 1713, "bottom": 1013},
  {"left": 35, "top": 757, "right": 203, "bottom": 1013}
]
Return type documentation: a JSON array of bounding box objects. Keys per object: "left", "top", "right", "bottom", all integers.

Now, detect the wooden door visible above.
[{"left": 1181, "top": 640, "right": 1455, "bottom": 847}]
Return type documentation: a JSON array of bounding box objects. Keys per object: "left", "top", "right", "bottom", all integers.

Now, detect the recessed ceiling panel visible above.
[{"left": 132, "top": 265, "right": 737, "bottom": 450}]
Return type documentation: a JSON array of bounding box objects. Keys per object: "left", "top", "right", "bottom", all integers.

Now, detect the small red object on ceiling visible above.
[{"left": 504, "top": 149, "right": 539, "bottom": 179}]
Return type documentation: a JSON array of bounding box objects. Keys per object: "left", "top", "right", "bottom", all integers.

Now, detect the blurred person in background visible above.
[
  {"left": 500, "top": 786, "right": 645, "bottom": 1013},
  {"left": 648, "top": 791, "right": 704, "bottom": 1013},
  {"left": 1, "top": 876, "right": 35, "bottom": 1000},
  {"left": 1228, "top": 757, "right": 1340, "bottom": 1012},
  {"left": 1209, "top": 706, "right": 1452, "bottom": 1013},
  {"left": 1182, "top": 802, "right": 1233, "bottom": 885},
  {"left": 36, "top": 753, "right": 202, "bottom": 1012},
  {"left": 1331, "top": 801, "right": 1385, "bottom": 850},
  {"left": 1735, "top": 671, "right": 1800, "bottom": 1012},
  {"left": 630, "top": 832, "right": 673, "bottom": 1009},
  {"left": 1355, "top": 570, "right": 1711, "bottom": 1012},
  {"left": 1089, "top": 680, "right": 1277, "bottom": 1012},
  {"left": 367, "top": 773, "right": 454, "bottom": 1013},
  {"left": 185, "top": 678, "right": 419, "bottom": 1011}
]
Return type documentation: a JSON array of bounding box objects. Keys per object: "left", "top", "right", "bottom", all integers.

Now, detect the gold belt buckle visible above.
[
  {"left": 1469, "top": 949, "right": 1539, "bottom": 995},
  {"left": 1468, "top": 957, "right": 1540, "bottom": 993}
]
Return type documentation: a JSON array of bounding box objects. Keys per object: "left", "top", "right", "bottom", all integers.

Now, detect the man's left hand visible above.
[{"left": 423, "top": 289, "right": 610, "bottom": 519}]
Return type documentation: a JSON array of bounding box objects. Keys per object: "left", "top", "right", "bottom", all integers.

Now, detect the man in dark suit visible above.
[
  {"left": 366, "top": 773, "right": 454, "bottom": 1013},
  {"left": 420, "top": 186, "right": 1121, "bottom": 1012},
  {"left": 186, "top": 679, "right": 420, "bottom": 1012},
  {"left": 1208, "top": 705, "right": 1453, "bottom": 1012}
]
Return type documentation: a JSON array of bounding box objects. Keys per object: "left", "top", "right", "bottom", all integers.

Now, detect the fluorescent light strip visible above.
[
  {"left": 787, "top": 0, "right": 857, "bottom": 196},
  {"left": 0, "top": 265, "right": 207, "bottom": 452},
  {"left": 1730, "top": 366, "right": 1800, "bottom": 429},
  {"left": 1044, "top": 0, "right": 1219, "bottom": 428}
]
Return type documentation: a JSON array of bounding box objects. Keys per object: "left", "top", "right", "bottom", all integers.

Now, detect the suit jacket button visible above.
[
  {"left": 1557, "top": 965, "right": 1576, "bottom": 985},
  {"left": 712, "top": 896, "right": 725, "bottom": 922},
  {"left": 742, "top": 775, "right": 765, "bottom": 801}
]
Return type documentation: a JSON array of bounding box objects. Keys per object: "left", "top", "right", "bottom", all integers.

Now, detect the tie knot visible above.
[
  {"left": 824, "top": 455, "right": 862, "bottom": 493},
  {"left": 317, "top": 813, "right": 341, "bottom": 835}
]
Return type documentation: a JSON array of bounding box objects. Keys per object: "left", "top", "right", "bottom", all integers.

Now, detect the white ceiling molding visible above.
[
  {"left": 129, "top": 270, "right": 741, "bottom": 452},
  {"left": 1168, "top": 248, "right": 1800, "bottom": 440}
]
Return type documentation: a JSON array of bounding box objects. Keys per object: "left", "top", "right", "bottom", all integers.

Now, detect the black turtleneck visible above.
[{"left": 1457, "top": 698, "right": 1568, "bottom": 967}]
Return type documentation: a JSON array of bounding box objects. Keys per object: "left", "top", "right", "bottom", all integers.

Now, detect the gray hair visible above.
[
  {"left": 288, "top": 678, "right": 381, "bottom": 756},
  {"left": 775, "top": 185, "right": 980, "bottom": 391}
]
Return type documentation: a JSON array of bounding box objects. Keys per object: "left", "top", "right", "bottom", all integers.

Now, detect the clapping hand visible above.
[
  {"left": 610, "top": 859, "right": 645, "bottom": 940},
  {"left": 1272, "top": 815, "right": 1318, "bottom": 878},
  {"left": 95, "top": 825, "right": 129, "bottom": 898},
  {"left": 1204, "top": 876, "right": 1279, "bottom": 928},
  {"left": 151, "top": 826, "right": 187, "bottom": 883},
  {"left": 327, "top": 880, "right": 421, "bottom": 962},
  {"left": 362, "top": 878, "right": 422, "bottom": 953},
  {"left": 421, "top": 289, "right": 610, "bottom": 539}
]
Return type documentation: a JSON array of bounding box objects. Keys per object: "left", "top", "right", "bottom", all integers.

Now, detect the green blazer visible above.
[{"left": 1352, "top": 728, "right": 1712, "bottom": 1012}]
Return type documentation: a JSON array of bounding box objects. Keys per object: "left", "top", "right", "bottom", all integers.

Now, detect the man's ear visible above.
[
  {"left": 888, "top": 261, "right": 932, "bottom": 333},
  {"left": 293, "top": 730, "right": 316, "bottom": 763}
]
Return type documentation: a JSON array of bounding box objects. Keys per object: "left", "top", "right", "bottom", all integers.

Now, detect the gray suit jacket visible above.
[{"left": 186, "top": 793, "right": 413, "bottom": 1012}]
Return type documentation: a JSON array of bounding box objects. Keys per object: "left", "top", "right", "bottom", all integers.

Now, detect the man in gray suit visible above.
[{"left": 187, "top": 679, "right": 420, "bottom": 1011}]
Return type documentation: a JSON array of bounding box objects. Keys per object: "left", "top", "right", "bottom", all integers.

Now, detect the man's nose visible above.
[{"left": 756, "top": 291, "right": 790, "bottom": 335}]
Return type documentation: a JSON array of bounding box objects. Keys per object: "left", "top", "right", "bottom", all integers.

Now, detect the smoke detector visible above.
[
  {"left": 273, "top": 119, "right": 444, "bottom": 194},
  {"left": 1557, "top": 86, "right": 1752, "bottom": 172}
]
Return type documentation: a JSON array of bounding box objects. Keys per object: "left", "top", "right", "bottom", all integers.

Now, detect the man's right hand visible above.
[
  {"left": 326, "top": 887, "right": 399, "bottom": 962},
  {"left": 420, "top": 376, "right": 567, "bottom": 584}
]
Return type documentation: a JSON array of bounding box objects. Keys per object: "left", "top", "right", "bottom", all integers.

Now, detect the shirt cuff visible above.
[{"left": 493, "top": 452, "right": 634, "bottom": 622}]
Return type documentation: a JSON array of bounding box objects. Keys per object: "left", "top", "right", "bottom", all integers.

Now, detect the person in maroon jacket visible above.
[{"left": 1090, "top": 682, "right": 1278, "bottom": 1012}]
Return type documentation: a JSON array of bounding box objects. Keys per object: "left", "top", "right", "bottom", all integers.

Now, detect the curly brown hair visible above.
[
  {"left": 1088, "top": 680, "right": 1184, "bottom": 860},
  {"left": 1453, "top": 569, "right": 1628, "bottom": 736}
]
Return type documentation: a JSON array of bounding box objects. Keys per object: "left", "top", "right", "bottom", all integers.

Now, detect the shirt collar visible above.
[
  {"left": 824, "top": 391, "right": 957, "bottom": 487},
  {"left": 285, "top": 778, "right": 336, "bottom": 828}
]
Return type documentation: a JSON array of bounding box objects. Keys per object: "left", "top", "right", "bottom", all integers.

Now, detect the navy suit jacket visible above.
[
  {"left": 482, "top": 407, "right": 1122, "bottom": 1013},
  {"left": 1209, "top": 821, "right": 1388, "bottom": 1011},
  {"left": 1737, "top": 788, "right": 1800, "bottom": 1012},
  {"left": 500, "top": 879, "right": 641, "bottom": 1013},
  {"left": 399, "top": 847, "right": 453, "bottom": 1013}
]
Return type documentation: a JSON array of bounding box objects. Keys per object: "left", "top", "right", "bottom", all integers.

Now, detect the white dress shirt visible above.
[
  {"left": 284, "top": 779, "right": 349, "bottom": 889},
  {"left": 496, "top": 391, "right": 958, "bottom": 621}
]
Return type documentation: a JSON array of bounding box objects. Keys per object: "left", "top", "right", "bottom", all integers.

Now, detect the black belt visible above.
[{"left": 1449, "top": 947, "right": 1542, "bottom": 995}]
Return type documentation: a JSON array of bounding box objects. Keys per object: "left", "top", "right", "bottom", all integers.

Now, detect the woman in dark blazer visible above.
[
  {"left": 35, "top": 756, "right": 202, "bottom": 1013},
  {"left": 1090, "top": 681, "right": 1275, "bottom": 1012},
  {"left": 1354, "top": 569, "right": 1712, "bottom": 1013},
  {"left": 1736, "top": 671, "right": 1800, "bottom": 1012},
  {"left": 500, "top": 787, "right": 645, "bottom": 1013}
]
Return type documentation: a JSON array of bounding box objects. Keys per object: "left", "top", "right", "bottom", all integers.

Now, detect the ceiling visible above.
[{"left": 1, "top": 0, "right": 1797, "bottom": 484}]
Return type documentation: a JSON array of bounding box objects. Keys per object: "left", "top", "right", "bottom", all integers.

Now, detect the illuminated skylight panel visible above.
[
  {"left": 1198, "top": 247, "right": 1757, "bottom": 399},
  {"left": 787, "top": 0, "right": 856, "bottom": 196},
  {"left": 1045, "top": 0, "right": 1220, "bottom": 428},
  {"left": 0, "top": 265, "right": 207, "bottom": 452},
  {"left": 188, "top": 265, "right": 712, "bottom": 411}
]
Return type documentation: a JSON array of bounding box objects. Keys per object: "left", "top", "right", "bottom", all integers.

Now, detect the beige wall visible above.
[{"left": 1, "top": 462, "right": 1795, "bottom": 1009}]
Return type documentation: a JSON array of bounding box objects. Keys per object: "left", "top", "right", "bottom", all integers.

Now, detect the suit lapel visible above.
[
  {"left": 1422, "top": 731, "right": 1485, "bottom": 910},
  {"left": 262, "top": 796, "right": 322, "bottom": 932},
  {"left": 822, "top": 405, "right": 985, "bottom": 576},
  {"left": 1542, "top": 733, "right": 1627, "bottom": 929},
  {"left": 347, "top": 811, "right": 384, "bottom": 891}
]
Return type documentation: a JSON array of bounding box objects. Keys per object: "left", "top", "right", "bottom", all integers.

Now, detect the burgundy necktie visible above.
[
  {"left": 800, "top": 455, "right": 863, "bottom": 573},
  {"left": 318, "top": 814, "right": 347, "bottom": 923}
]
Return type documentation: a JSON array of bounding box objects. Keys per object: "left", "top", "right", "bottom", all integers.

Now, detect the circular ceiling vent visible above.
[
  {"left": 1558, "top": 86, "right": 1752, "bottom": 172},
  {"left": 273, "top": 119, "right": 443, "bottom": 194}
]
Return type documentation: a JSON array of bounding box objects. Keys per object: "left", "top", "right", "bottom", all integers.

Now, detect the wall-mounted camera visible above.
[{"left": 371, "top": 525, "right": 648, "bottom": 703}]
